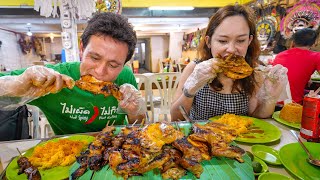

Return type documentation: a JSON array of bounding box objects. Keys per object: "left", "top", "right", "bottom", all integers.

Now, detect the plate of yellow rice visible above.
[
  {"left": 6, "top": 135, "right": 94, "bottom": 180},
  {"left": 210, "top": 113, "right": 281, "bottom": 143}
]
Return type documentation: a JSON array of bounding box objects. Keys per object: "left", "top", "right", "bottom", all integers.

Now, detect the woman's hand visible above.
[
  {"left": 256, "top": 64, "right": 288, "bottom": 103},
  {"left": 119, "top": 84, "right": 147, "bottom": 116},
  {"left": 183, "top": 58, "right": 220, "bottom": 96}
]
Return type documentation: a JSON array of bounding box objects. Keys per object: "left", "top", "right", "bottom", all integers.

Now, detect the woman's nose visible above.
[{"left": 226, "top": 42, "right": 237, "bottom": 54}]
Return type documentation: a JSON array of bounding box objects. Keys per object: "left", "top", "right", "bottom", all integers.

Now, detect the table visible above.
[
  {"left": 238, "top": 118, "right": 298, "bottom": 179},
  {"left": 0, "top": 118, "right": 299, "bottom": 179}
]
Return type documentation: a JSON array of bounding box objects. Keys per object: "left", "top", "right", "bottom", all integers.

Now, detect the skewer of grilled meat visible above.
[
  {"left": 71, "top": 150, "right": 89, "bottom": 180},
  {"left": 17, "top": 156, "right": 41, "bottom": 180},
  {"left": 71, "top": 124, "right": 116, "bottom": 179},
  {"left": 109, "top": 149, "right": 141, "bottom": 180}
]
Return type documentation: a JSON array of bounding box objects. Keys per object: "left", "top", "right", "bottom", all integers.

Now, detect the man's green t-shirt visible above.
[{"left": 1, "top": 62, "right": 137, "bottom": 135}]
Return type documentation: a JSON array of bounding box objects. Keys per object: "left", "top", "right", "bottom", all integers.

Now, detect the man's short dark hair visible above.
[
  {"left": 293, "top": 28, "right": 317, "bottom": 47},
  {"left": 81, "top": 12, "right": 137, "bottom": 63}
]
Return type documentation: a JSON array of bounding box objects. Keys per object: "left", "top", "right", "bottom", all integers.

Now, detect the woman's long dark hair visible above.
[{"left": 197, "top": 5, "right": 260, "bottom": 96}]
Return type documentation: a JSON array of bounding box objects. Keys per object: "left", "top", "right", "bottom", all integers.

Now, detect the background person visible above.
[
  {"left": 0, "top": 12, "right": 146, "bottom": 135},
  {"left": 170, "top": 5, "right": 288, "bottom": 121},
  {"left": 273, "top": 28, "right": 320, "bottom": 105}
]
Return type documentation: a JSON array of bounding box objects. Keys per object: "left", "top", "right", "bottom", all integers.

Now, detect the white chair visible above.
[
  {"left": 27, "top": 105, "right": 52, "bottom": 139},
  {"left": 134, "top": 74, "right": 152, "bottom": 123},
  {"left": 284, "top": 81, "right": 292, "bottom": 104},
  {"left": 147, "top": 72, "right": 181, "bottom": 122}
]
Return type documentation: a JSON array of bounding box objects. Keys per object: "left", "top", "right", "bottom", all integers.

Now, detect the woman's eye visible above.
[
  {"left": 218, "top": 40, "right": 228, "bottom": 44},
  {"left": 237, "top": 39, "right": 246, "bottom": 43}
]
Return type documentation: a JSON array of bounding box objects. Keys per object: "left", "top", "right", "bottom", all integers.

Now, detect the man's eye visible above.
[
  {"left": 91, "top": 56, "right": 99, "bottom": 60},
  {"left": 109, "top": 64, "right": 119, "bottom": 68}
]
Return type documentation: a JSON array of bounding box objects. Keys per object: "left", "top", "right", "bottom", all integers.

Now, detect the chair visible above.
[
  {"left": 28, "top": 105, "right": 53, "bottom": 139},
  {"left": 147, "top": 72, "right": 181, "bottom": 122},
  {"left": 134, "top": 74, "right": 152, "bottom": 123},
  {"left": 284, "top": 81, "right": 292, "bottom": 104}
]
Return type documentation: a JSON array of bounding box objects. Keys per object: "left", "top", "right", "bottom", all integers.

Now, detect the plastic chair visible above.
[
  {"left": 147, "top": 72, "right": 181, "bottom": 122},
  {"left": 27, "top": 105, "right": 52, "bottom": 139},
  {"left": 134, "top": 74, "right": 152, "bottom": 123},
  {"left": 284, "top": 81, "right": 292, "bottom": 104}
]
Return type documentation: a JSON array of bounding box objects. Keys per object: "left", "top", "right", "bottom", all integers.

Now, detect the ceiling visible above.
[{"left": 0, "top": 6, "right": 219, "bottom": 37}]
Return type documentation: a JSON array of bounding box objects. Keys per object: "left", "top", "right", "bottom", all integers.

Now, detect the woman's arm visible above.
[
  {"left": 170, "top": 59, "right": 219, "bottom": 121},
  {"left": 170, "top": 62, "right": 197, "bottom": 121}
]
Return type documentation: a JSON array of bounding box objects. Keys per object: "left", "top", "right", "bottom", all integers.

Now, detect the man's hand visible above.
[
  {"left": 119, "top": 83, "right": 147, "bottom": 116},
  {"left": 5, "top": 66, "right": 75, "bottom": 97}
]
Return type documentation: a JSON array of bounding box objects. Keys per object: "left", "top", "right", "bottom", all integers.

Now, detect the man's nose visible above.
[{"left": 95, "top": 64, "right": 108, "bottom": 76}]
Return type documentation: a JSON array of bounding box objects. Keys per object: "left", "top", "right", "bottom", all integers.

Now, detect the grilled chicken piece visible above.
[
  {"left": 161, "top": 147, "right": 183, "bottom": 172},
  {"left": 161, "top": 147, "right": 186, "bottom": 180},
  {"left": 192, "top": 123, "right": 236, "bottom": 143},
  {"left": 102, "top": 134, "right": 126, "bottom": 166},
  {"left": 162, "top": 167, "right": 186, "bottom": 180},
  {"left": 109, "top": 150, "right": 141, "bottom": 180},
  {"left": 173, "top": 137, "right": 202, "bottom": 162},
  {"left": 137, "top": 150, "right": 170, "bottom": 174},
  {"left": 211, "top": 144, "right": 245, "bottom": 163},
  {"left": 187, "top": 137, "right": 211, "bottom": 160},
  {"left": 172, "top": 137, "right": 203, "bottom": 178},
  {"left": 139, "top": 123, "right": 184, "bottom": 153},
  {"left": 122, "top": 130, "right": 142, "bottom": 153},
  {"left": 75, "top": 75, "right": 123, "bottom": 100},
  {"left": 189, "top": 123, "right": 245, "bottom": 162},
  {"left": 17, "top": 156, "right": 41, "bottom": 180},
  {"left": 178, "top": 158, "right": 203, "bottom": 179},
  {"left": 216, "top": 54, "right": 253, "bottom": 79}
]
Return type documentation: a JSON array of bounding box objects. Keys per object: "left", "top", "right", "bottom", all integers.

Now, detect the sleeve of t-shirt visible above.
[
  {"left": 315, "top": 53, "right": 320, "bottom": 71},
  {"left": 0, "top": 68, "right": 26, "bottom": 77}
]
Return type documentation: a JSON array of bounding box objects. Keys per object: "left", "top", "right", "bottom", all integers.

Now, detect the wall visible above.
[
  {"left": 0, "top": 29, "right": 36, "bottom": 71},
  {"left": 168, "top": 32, "right": 184, "bottom": 62},
  {"left": 150, "top": 35, "right": 169, "bottom": 72},
  {"left": 0, "top": 29, "right": 64, "bottom": 71}
]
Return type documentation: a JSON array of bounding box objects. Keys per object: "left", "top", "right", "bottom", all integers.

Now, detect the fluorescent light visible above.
[
  {"left": 27, "top": 31, "right": 32, "bottom": 36},
  {"left": 148, "top": 6, "right": 194, "bottom": 11}
]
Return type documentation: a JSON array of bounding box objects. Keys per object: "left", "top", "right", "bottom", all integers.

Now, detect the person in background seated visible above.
[
  {"left": 273, "top": 28, "right": 320, "bottom": 105},
  {"left": 0, "top": 12, "right": 146, "bottom": 135},
  {"left": 170, "top": 5, "right": 288, "bottom": 121}
]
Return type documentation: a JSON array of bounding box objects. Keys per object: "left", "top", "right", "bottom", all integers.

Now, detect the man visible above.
[
  {"left": 0, "top": 12, "right": 146, "bottom": 135},
  {"left": 273, "top": 28, "right": 320, "bottom": 104}
]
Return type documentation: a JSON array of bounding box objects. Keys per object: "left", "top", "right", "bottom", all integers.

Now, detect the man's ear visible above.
[
  {"left": 205, "top": 36, "right": 211, "bottom": 48},
  {"left": 79, "top": 41, "right": 84, "bottom": 59}
]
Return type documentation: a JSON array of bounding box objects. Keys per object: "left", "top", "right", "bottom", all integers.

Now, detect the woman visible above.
[{"left": 171, "top": 5, "right": 288, "bottom": 121}]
